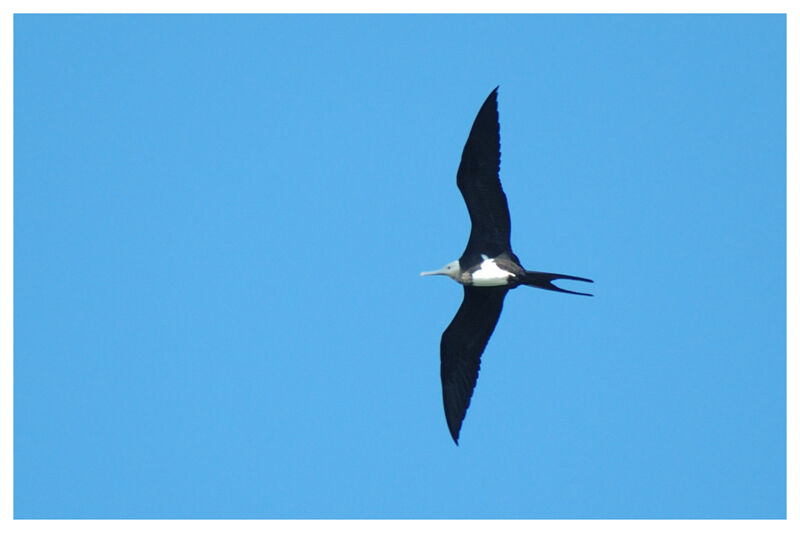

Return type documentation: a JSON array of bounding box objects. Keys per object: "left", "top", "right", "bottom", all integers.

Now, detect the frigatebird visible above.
[{"left": 421, "top": 87, "right": 593, "bottom": 444}]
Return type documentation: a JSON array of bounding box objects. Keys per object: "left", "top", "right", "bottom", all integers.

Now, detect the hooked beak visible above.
[{"left": 420, "top": 268, "right": 447, "bottom": 277}]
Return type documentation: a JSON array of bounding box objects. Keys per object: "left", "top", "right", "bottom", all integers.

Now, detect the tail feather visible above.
[{"left": 521, "top": 271, "right": 594, "bottom": 296}]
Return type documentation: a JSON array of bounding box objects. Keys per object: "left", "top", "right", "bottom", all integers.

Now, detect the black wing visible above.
[
  {"left": 456, "top": 87, "right": 514, "bottom": 267},
  {"left": 441, "top": 286, "right": 508, "bottom": 444}
]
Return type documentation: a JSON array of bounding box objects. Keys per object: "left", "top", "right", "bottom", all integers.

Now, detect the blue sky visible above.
[{"left": 14, "top": 14, "right": 785, "bottom": 518}]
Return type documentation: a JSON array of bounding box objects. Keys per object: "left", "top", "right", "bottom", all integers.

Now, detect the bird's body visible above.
[
  {"left": 421, "top": 87, "right": 593, "bottom": 444},
  {"left": 425, "top": 253, "right": 523, "bottom": 287}
]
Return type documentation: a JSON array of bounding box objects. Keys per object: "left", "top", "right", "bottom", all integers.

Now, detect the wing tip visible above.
[
  {"left": 489, "top": 85, "right": 499, "bottom": 104},
  {"left": 444, "top": 391, "right": 471, "bottom": 445},
  {"left": 448, "top": 424, "right": 461, "bottom": 446}
]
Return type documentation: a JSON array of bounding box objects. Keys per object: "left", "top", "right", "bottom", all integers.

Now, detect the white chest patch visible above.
[{"left": 471, "top": 256, "right": 514, "bottom": 287}]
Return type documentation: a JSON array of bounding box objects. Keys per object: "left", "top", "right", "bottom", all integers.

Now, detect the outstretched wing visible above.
[
  {"left": 440, "top": 286, "right": 508, "bottom": 444},
  {"left": 456, "top": 87, "right": 513, "bottom": 266}
]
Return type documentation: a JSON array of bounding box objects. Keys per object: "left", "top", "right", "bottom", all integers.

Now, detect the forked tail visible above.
[{"left": 521, "top": 271, "right": 594, "bottom": 296}]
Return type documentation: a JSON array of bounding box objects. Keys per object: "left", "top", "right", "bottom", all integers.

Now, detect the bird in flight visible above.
[{"left": 421, "top": 87, "right": 593, "bottom": 444}]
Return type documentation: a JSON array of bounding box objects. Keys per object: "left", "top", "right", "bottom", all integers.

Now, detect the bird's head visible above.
[{"left": 420, "top": 260, "right": 462, "bottom": 282}]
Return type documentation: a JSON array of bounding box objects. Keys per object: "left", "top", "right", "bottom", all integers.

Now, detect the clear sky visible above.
[{"left": 14, "top": 14, "right": 785, "bottom": 518}]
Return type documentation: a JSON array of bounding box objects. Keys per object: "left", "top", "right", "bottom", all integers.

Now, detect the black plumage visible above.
[
  {"left": 457, "top": 87, "right": 514, "bottom": 268},
  {"left": 440, "top": 285, "right": 508, "bottom": 443},
  {"left": 426, "top": 87, "right": 594, "bottom": 444}
]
